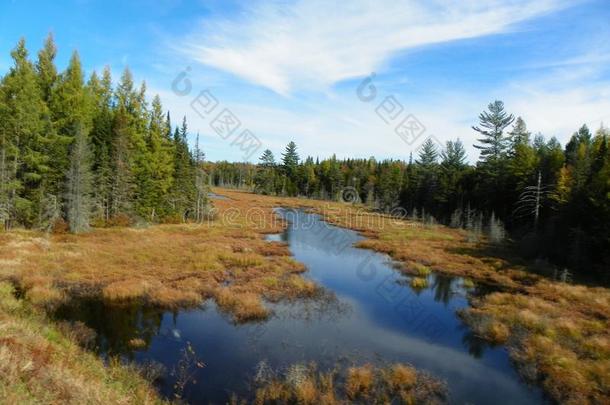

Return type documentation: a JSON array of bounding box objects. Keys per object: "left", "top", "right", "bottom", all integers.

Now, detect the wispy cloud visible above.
[{"left": 181, "top": 0, "right": 571, "bottom": 95}]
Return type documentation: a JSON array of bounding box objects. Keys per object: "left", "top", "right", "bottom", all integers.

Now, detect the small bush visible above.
[
  {"left": 51, "top": 218, "right": 69, "bottom": 234},
  {"left": 345, "top": 364, "right": 374, "bottom": 399},
  {"left": 106, "top": 213, "right": 132, "bottom": 227},
  {"left": 410, "top": 277, "right": 428, "bottom": 290}
]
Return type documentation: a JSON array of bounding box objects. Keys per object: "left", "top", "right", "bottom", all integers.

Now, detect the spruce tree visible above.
[
  {"left": 139, "top": 95, "right": 174, "bottom": 220},
  {"left": 170, "top": 117, "right": 196, "bottom": 219},
  {"left": 49, "top": 51, "right": 90, "bottom": 201},
  {"left": 0, "top": 39, "right": 49, "bottom": 228},
  {"left": 35, "top": 33, "right": 58, "bottom": 103},
  {"left": 254, "top": 149, "right": 277, "bottom": 194},
  {"left": 87, "top": 67, "right": 114, "bottom": 221},
  {"left": 282, "top": 141, "right": 299, "bottom": 175}
]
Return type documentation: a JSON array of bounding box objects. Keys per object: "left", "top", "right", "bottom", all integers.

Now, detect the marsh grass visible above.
[
  {"left": 460, "top": 284, "right": 610, "bottom": 404},
  {"left": 248, "top": 361, "right": 446, "bottom": 405},
  {"left": 410, "top": 277, "right": 429, "bottom": 290},
  {"left": 0, "top": 192, "right": 317, "bottom": 323}
]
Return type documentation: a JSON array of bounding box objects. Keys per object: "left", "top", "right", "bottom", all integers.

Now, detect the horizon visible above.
[{"left": 1, "top": 0, "right": 610, "bottom": 164}]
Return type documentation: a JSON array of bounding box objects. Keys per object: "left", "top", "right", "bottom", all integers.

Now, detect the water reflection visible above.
[
  {"left": 55, "top": 208, "right": 543, "bottom": 404},
  {"left": 56, "top": 300, "right": 164, "bottom": 358}
]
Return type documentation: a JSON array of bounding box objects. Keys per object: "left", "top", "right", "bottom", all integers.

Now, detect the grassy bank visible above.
[{"left": 0, "top": 282, "right": 164, "bottom": 404}]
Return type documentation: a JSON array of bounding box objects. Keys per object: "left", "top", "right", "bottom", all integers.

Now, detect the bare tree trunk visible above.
[{"left": 66, "top": 124, "right": 92, "bottom": 233}]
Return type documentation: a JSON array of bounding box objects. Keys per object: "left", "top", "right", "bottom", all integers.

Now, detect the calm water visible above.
[{"left": 56, "top": 208, "right": 544, "bottom": 404}]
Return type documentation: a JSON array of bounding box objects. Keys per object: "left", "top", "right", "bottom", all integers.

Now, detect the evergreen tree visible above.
[
  {"left": 87, "top": 67, "right": 114, "bottom": 221},
  {"left": 0, "top": 39, "right": 49, "bottom": 228},
  {"left": 260, "top": 149, "right": 276, "bottom": 167},
  {"left": 440, "top": 139, "right": 467, "bottom": 170},
  {"left": 49, "top": 51, "right": 90, "bottom": 201},
  {"left": 170, "top": 117, "right": 196, "bottom": 219},
  {"left": 139, "top": 95, "right": 174, "bottom": 220},
  {"left": 417, "top": 138, "right": 439, "bottom": 167},
  {"left": 508, "top": 117, "right": 531, "bottom": 150},
  {"left": 110, "top": 111, "right": 135, "bottom": 217},
  {"left": 473, "top": 100, "right": 514, "bottom": 169},
  {"left": 282, "top": 141, "right": 299, "bottom": 174},
  {"left": 281, "top": 141, "right": 300, "bottom": 195},
  {"left": 35, "top": 33, "right": 58, "bottom": 103},
  {"left": 254, "top": 149, "right": 277, "bottom": 195}
]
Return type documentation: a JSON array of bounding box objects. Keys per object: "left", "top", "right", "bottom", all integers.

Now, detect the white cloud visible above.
[
  {"left": 182, "top": 0, "right": 570, "bottom": 94},
  {"left": 151, "top": 56, "right": 610, "bottom": 164}
]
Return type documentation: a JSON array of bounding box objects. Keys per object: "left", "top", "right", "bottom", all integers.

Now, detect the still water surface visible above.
[{"left": 57, "top": 208, "right": 543, "bottom": 404}]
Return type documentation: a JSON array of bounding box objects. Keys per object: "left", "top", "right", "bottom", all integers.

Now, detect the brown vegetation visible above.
[
  {"left": 247, "top": 361, "right": 446, "bottom": 404},
  {"left": 0, "top": 191, "right": 318, "bottom": 322},
  {"left": 461, "top": 283, "right": 610, "bottom": 404},
  {"left": 0, "top": 282, "right": 164, "bottom": 404}
]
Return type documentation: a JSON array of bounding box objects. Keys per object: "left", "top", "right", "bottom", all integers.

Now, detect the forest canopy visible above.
[{"left": 0, "top": 35, "right": 209, "bottom": 233}]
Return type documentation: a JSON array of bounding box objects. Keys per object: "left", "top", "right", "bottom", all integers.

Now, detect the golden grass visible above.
[
  {"left": 345, "top": 364, "right": 374, "bottom": 399},
  {"left": 0, "top": 282, "right": 165, "bottom": 404},
  {"left": 0, "top": 190, "right": 317, "bottom": 323},
  {"left": 216, "top": 288, "right": 269, "bottom": 322},
  {"left": 250, "top": 361, "right": 446, "bottom": 405},
  {"left": 460, "top": 284, "right": 610, "bottom": 404},
  {"left": 462, "top": 278, "right": 475, "bottom": 289},
  {"left": 410, "top": 277, "right": 429, "bottom": 290},
  {"left": 412, "top": 262, "right": 431, "bottom": 276}
]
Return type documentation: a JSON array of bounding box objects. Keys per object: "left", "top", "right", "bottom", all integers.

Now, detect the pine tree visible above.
[
  {"left": 35, "top": 33, "right": 58, "bottom": 103},
  {"left": 281, "top": 141, "right": 300, "bottom": 195},
  {"left": 440, "top": 139, "right": 467, "bottom": 170},
  {"left": 139, "top": 95, "right": 174, "bottom": 220},
  {"left": 87, "top": 67, "right": 114, "bottom": 221},
  {"left": 282, "top": 141, "right": 299, "bottom": 175},
  {"left": 49, "top": 51, "right": 91, "bottom": 201},
  {"left": 110, "top": 111, "right": 135, "bottom": 217},
  {"left": 254, "top": 149, "right": 277, "bottom": 195},
  {"left": 473, "top": 100, "right": 514, "bottom": 169},
  {"left": 417, "top": 138, "right": 439, "bottom": 167},
  {"left": 260, "top": 149, "right": 275, "bottom": 167},
  {"left": 438, "top": 139, "right": 468, "bottom": 213},
  {"left": 507, "top": 119, "right": 538, "bottom": 192},
  {"left": 415, "top": 139, "right": 439, "bottom": 210},
  {"left": 0, "top": 38, "right": 49, "bottom": 228},
  {"left": 170, "top": 117, "right": 196, "bottom": 219},
  {"left": 508, "top": 117, "right": 531, "bottom": 150}
]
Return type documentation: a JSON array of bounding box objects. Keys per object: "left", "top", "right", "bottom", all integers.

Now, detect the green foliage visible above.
[
  {"left": 0, "top": 38, "right": 49, "bottom": 228},
  {"left": 0, "top": 36, "right": 208, "bottom": 230},
  {"left": 473, "top": 100, "right": 514, "bottom": 165}
]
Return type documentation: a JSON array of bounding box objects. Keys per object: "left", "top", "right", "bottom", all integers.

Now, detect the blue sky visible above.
[{"left": 1, "top": 0, "right": 609, "bottom": 162}]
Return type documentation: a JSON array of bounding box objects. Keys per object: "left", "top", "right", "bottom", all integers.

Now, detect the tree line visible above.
[
  {"left": 207, "top": 101, "right": 609, "bottom": 279},
  {"left": 0, "top": 35, "right": 210, "bottom": 232}
]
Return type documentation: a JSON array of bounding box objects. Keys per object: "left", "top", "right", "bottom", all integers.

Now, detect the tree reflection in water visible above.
[{"left": 55, "top": 299, "right": 164, "bottom": 358}]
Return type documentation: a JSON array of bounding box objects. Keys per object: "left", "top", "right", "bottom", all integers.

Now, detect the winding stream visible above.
[{"left": 56, "top": 208, "right": 544, "bottom": 404}]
